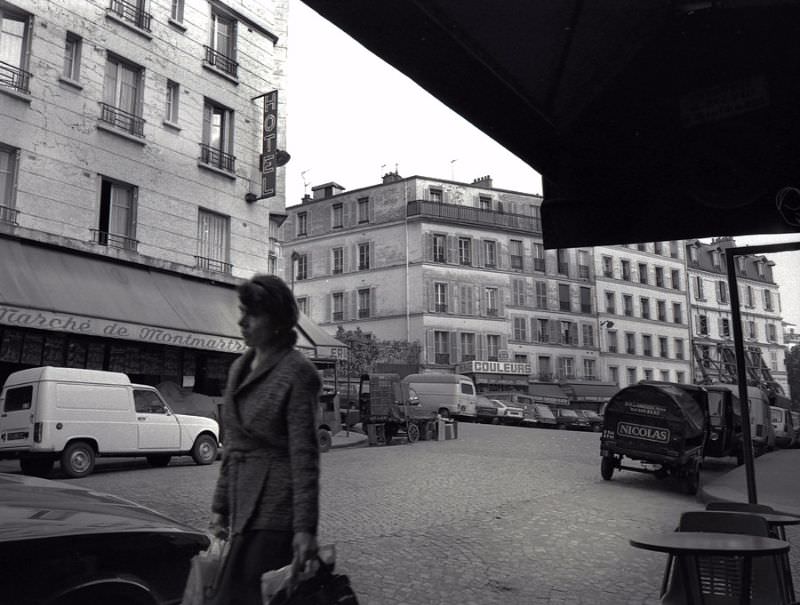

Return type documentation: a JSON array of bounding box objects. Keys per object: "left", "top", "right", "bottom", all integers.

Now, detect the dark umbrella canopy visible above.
[{"left": 300, "top": 0, "right": 800, "bottom": 247}]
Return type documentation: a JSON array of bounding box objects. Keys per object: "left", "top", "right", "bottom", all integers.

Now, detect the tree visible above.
[
  {"left": 334, "top": 326, "right": 421, "bottom": 378},
  {"left": 786, "top": 344, "right": 800, "bottom": 408}
]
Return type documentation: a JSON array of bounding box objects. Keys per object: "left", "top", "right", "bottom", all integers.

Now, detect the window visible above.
[
  {"left": 358, "top": 288, "right": 371, "bottom": 318},
  {"left": 747, "top": 321, "right": 757, "bottom": 339},
  {"left": 560, "top": 321, "right": 576, "bottom": 345},
  {"left": 672, "top": 302, "right": 683, "bottom": 324},
  {"left": 434, "top": 330, "right": 450, "bottom": 364},
  {"left": 626, "top": 368, "right": 637, "bottom": 385},
  {"left": 0, "top": 7, "right": 31, "bottom": 93},
  {"left": 602, "top": 255, "right": 613, "bottom": 277},
  {"left": 461, "top": 333, "right": 475, "bottom": 361},
  {"left": 559, "top": 283, "right": 571, "bottom": 311},
  {"left": 625, "top": 333, "right": 636, "bottom": 355},
  {"left": 332, "top": 247, "right": 343, "bottom": 274},
  {"left": 621, "top": 260, "right": 631, "bottom": 281},
  {"left": 745, "top": 285, "right": 755, "bottom": 307},
  {"left": 694, "top": 276, "right": 705, "bottom": 300},
  {"left": 509, "top": 239, "right": 523, "bottom": 270},
  {"left": 638, "top": 263, "right": 648, "bottom": 284},
  {"left": 655, "top": 267, "right": 664, "bottom": 287},
  {"left": 206, "top": 10, "right": 238, "bottom": 78},
  {"left": 721, "top": 318, "right": 731, "bottom": 338},
  {"left": 358, "top": 242, "right": 370, "bottom": 270},
  {"left": 582, "top": 324, "right": 594, "bottom": 347},
  {"left": 770, "top": 351, "right": 778, "bottom": 371},
  {"left": 429, "top": 187, "right": 442, "bottom": 203},
  {"left": 101, "top": 55, "right": 144, "bottom": 137},
  {"left": 538, "top": 356, "right": 552, "bottom": 379},
  {"left": 483, "top": 240, "right": 497, "bottom": 267},
  {"left": 0, "top": 145, "right": 19, "bottom": 222},
  {"left": 170, "top": 0, "right": 185, "bottom": 22},
  {"left": 670, "top": 241, "right": 679, "bottom": 258},
  {"left": 201, "top": 99, "right": 235, "bottom": 172},
  {"left": 63, "top": 32, "right": 82, "bottom": 82},
  {"left": 479, "top": 195, "right": 491, "bottom": 210},
  {"left": 660, "top": 370, "right": 670, "bottom": 381},
  {"left": 435, "top": 283, "right": 448, "bottom": 313},
  {"left": 97, "top": 177, "right": 137, "bottom": 250},
  {"left": 643, "top": 369, "right": 653, "bottom": 381},
  {"left": 579, "top": 287, "right": 592, "bottom": 313},
  {"left": 623, "top": 295, "right": 633, "bottom": 316},
  {"left": 535, "top": 318, "right": 549, "bottom": 343},
  {"left": 459, "top": 285, "right": 474, "bottom": 315},
  {"left": 767, "top": 323, "right": 777, "bottom": 342},
  {"left": 556, "top": 249, "right": 569, "bottom": 275},
  {"left": 357, "top": 198, "right": 370, "bottom": 223},
  {"left": 332, "top": 292, "right": 344, "bottom": 321},
  {"left": 605, "top": 291, "right": 616, "bottom": 314},
  {"left": 654, "top": 242, "right": 663, "bottom": 255},
  {"left": 711, "top": 250, "right": 721, "bottom": 268},
  {"left": 134, "top": 390, "right": 167, "bottom": 414},
  {"left": 657, "top": 300, "right": 667, "bottom": 322},
  {"left": 676, "top": 371, "right": 686, "bottom": 383},
  {"left": 514, "top": 354, "right": 527, "bottom": 364},
  {"left": 698, "top": 314, "right": 708, "bottom": 335},
  {"left": 659, "top": 336, "right": 669, "bottom": 358},
  {"left": 458, "top": 237, "right": 472, "bottom": 265},
  {"left": 486, "top": 334, "right": 500, "bottom": 361},
  {"left": 671, "top": 269, "right": 681, "bottom": 290},
  {"left": 297, "top": 212, "right": 308, "bottom": 236},
  {"left": 294, "top": 254, "right": 308, "bottom": 281},
  {"left": 197, "top": 208, "right": 230, "bottom": 273},
  {"left": 578, "top": 250, "right": 590, "bottom": 278},
  {"left": 756, "top": 261, "right": 764, "bottom": 277},
  {"left": 674, "top": 338, "right": 685, "bottom": 360},
  {"left": 513, "top": 279, "right": 526, "bottom": 306},
  {"left": 532, "top": 243, "right": 545, "bottom": 271},
  {"left": 165, "top": 79, "right": 179, "bottom": 123},
  {"left": 513, "top": 317, "right": 527, "bottom": 341},
  {"left": 583, "top": 359, "right": 596, "bottom": 379},
  {"left": 558, "top": 357, "right": 575, "bottom": 379},
  {"left": 637, "top": 243, "right": 646, "bottom": 252},
  {"left": 433, "top": 233, "right": 446, "bottom": 262},
  {"left": 609, "top": 366, "right": 619, "bottom": 384},
  {"left": 688, "top": 245, "right": 698, "bottom": 264},
  {"left": 640, "top": 297, "right": 650, "bottom": 320},
  {"left": 642, "top": 335, "right": 652, "bottom": 357},
  {"left": 763, "top": 289, "right": 774, "bottom": 311},
  {"left": 332, "top": 203, "right": 343, "bottom": 228},
  {"left": 535, "top": 282, "right": 547, "bottom": 309},
  {"left": 296, "top": 297, "right": 308, "bottom": 315},
  {"left": 607, "top": 331, "right": 618, "bottom": 353},
  {"left": 485, "top": 287, "right": 498, "bottom": 316}
]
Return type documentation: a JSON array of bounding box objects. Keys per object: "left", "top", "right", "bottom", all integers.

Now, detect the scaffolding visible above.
[{"left": 694, "top": 342, "right": 785, "bottom": 397}]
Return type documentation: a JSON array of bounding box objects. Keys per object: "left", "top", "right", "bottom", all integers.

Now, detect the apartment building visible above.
[
  {"left": 0, "top": 0, "right": 289, "bottom": 392},
  {"left": 685, "top": 237, "right": 789, "bottom": 394}
]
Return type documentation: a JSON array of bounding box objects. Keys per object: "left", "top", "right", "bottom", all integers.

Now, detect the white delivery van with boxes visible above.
[
  {"left": 0, "top": 366, "right": 220, "bottom": 478},
  {"left": 401, "top": 373, "right": 478, "bottom": 420}
]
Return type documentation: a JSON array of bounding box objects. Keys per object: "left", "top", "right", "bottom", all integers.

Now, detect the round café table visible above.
[{"left": 630, "top": 531, "right": 791, "bottom": 605}]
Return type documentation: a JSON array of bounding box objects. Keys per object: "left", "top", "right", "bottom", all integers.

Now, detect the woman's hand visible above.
[
  {"left": 292, "top": 531, "right": 318, "bottom": 571},
  {"left": 208, "top": 513, "right": 229, "bottom": 540}
]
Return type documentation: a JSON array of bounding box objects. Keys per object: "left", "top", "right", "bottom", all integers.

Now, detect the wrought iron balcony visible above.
[
  {"left": 108, "top": 0, "right": 152, "bottom": 31},
  {"left": 0, "top": 204, "right": 19, "bottom": 225},
  {"left": 195, "top": 255, "right": 232, "bottom": 274},
  {"left": 406, "top": 200, "right": 542, "bottom": 234},
  {"left": 91, "top": 229, "right": 138, "bottom": 251},
  {"left": 0, "top": 60, "right": 31, "bottom": 94},
  {"left": 99, "top": 103, "right": 145, "bottom": 137},
  {"left": 200, "top": 144, "right": 236, "bottom": 173},
  {"left": 204, "top": 46, "right": 238, "bottom": 78}
]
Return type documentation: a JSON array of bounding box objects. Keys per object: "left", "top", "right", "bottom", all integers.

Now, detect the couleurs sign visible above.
[
  {"left": 0, "top": 305, "right": 246, "bottom": 354},
  {"left": 457, "top": 360, "right": 531, "bottom": 375}
]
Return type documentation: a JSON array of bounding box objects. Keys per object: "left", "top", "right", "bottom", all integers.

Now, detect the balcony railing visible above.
[
  {"left": 204, "top": 45, "right": 238, "bottom": 78},
  {"left": 99, "top": 103, "right": 145, "bottom": 137},
  {"left": 200, "top": 144, "right": 236, "bottom": 173},
  {"left": 108, "top": 0, "right": 152, "bottom": 31},
  {"left": 0, "top": 60, "right": 31, "bottom": 94},
  {"left": 91, "top": 229, "right": 138, "bottom": 251},
  {"left": 406, "top": 200, "right": 542, "bottom": 233},
  {"left": 195, "top": 255, "right": 232, "bottom": 274},
  {"left": 0, "top": 204, "right": 19, "bottom": 225}
]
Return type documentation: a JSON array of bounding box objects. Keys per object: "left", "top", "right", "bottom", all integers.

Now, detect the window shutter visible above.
[
  {"left": 717, "top": 317, "right": 723, "bottom": 337},
  {"left": 497, "top": 287, "right": 506, "bottom": 314},
  {"left": 473, "top": 286, "right": 480, "bottom": 316},
  {"left": 326, "top": 249, "right": 332, "bottom": 274},
  {"left": 499, "top": 242, "right": 509, "bottom": 269},
  {"left": 368, "top": 199, "right": 375, "bottom": 223},
  {"left": 569, "top": 323, "right": 578, "bottom": 345},
  {"left": 425, "top": 330, "right": 435, "bottom": 365},
  {"left": 477, "top": 334, "right": 486, "bottom": 360},
  {"left": 307, "top": 251, "right": 312, "bottom": 278},
  {"left": 500, "top": 334, "right": 508, "bottom": 351},
  {"left": 476, "top": 240, "right": 484, "bottom": 267},
  {"left": 549, "top": 321, "right": 559, "bottom": 344},
  {"left": 350, "top": 290, "right": 357, "bottom": 320},
  {"left": 446, "top": 235, "right": 457, "bottom": 264},
  {"left": 449, "top": 282, "right": 457, "bottom": 314},
  {"left": 370, "top": 287, "right": 377, "bottom": 316},
  {"left": 326, "top": 293, "right": 332, "bottom": 322},
  {"left": 103, "top": 59, "right": 117, "bottom": 106},
  {"left": 343, "top": 202, "right": 352, "bottom": 227},
  {"left": 370, "top": 240, "right": 375, "bottom": 269},
  {"left": 472, "top": 237, "right": 479, "bottom": 266},
  {"left": 424, "top": 233, "right": 433, "bottom": 261},
  {"left": 449, "top": 332, "right": 458, "bottom": 363},
  {"left": 425, "top": 280, "right": 435, "bottom": 313}
]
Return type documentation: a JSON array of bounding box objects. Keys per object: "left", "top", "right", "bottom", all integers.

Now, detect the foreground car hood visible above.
[{"left": 0, "top": 473, "right": 207, "bottom": 542}]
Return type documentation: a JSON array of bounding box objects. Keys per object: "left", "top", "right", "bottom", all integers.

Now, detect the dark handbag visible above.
[{"left": 266, "top": 557, "right": 358, "bottom": 605}]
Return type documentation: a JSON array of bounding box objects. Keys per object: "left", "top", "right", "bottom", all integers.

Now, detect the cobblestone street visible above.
[{"left": 60, "top": 423, "right": 798, "bottom": 605}]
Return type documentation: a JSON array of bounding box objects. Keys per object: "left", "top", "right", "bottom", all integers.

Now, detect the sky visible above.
[{"left": 283, "top": 0, "right": 800, "bottom": 330}]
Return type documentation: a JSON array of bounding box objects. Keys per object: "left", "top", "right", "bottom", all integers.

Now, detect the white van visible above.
[
  {"left": 401, "top": 373, "right": 477, "bottom": 420},
  {"left": 0, "top": 366, "right": 220, "bottom": 478}
]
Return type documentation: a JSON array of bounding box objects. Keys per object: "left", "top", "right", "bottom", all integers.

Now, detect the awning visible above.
[
  {"left": 472, "top": 373, "right": 529, "bottom": 387},
  {"left": 560, "top": 382, "right": 620, "bottom": 403},
  {"left": 0, "top": 238, "right": 344, "bottom": 355},
  {"left": 528, "top": 382, "right": 569, "bottom": 406}
]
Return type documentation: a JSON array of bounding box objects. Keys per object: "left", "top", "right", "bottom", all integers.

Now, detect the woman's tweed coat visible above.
[{"left": 211, "top": 346, "right": 321, "bottom": 536}]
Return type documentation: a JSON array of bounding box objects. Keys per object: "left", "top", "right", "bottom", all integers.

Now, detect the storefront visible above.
[
  {"left": 527, "top": 381, "right": 570, "bottom": 408},
  {"left": 456, "top": 360, "right": 532, "bottom": 392},
  {"left": 558, "top": 382, "right": 620, "bottom": 413}
]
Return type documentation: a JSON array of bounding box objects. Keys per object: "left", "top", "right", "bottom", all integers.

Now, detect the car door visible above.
[
  {"left": 0, "top": 383, "right": 36, "bottom": 452},
  {"left": 133, "top": 389, "right": 180, "bottom": 449}
]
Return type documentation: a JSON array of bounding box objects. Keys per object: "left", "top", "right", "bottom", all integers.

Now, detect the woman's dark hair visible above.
[{"left": 238, "top": 274, "right": 298, "bottom": 348}]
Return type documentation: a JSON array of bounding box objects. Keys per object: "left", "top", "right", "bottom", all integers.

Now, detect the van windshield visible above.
[{"left": 460, "top": 383, "right": 475, "bottom": 395}]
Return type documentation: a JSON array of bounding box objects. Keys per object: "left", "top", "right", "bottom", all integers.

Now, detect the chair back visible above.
[{"left": 706, "top": 501, "right": 776, "bottom": 514}]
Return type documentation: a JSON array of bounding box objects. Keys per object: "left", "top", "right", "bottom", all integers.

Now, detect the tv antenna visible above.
[{"left": 301, "top": 170, "right": 311, "bottom": 195}]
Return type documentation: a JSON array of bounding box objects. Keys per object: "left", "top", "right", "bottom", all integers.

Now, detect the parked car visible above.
[
  {"left": 575, "top": 409, "right": 603, "bottom": 432},
  {"left": 475, "top": 396, "right": 502, "bottom": 424},
  {"left": 770, "top": 406, "right": 796, "bottom": 449},
  {"left": 524, "top": 403, "right": 558, "bottom": 428},
  {"left": 553, "top": 407, "right": 590, "bottom": 430},
  {"left": 0, "top": 472, "right": 209, "bottom": 605},
  {"left": 492, "top": 400, "right": 524, "bottom": 425},
  {"left": 791, "top": 411, "right": 800, "bottom": 448}
]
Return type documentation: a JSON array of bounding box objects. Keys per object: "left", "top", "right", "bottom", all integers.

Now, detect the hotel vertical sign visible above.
[{"left": 261, "top": 90, "right": 278, "bottom": 198}]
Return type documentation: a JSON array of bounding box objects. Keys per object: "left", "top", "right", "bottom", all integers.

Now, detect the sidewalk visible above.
[
  {"left": 699, "top": 448, "right": 800, "bottom": 516},
  {"left": 330, "top": 428, "right": 368, "bottom": 449}
]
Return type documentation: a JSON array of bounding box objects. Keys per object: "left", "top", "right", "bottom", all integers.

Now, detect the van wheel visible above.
[
  {"left": 20, "top": 458, "right": 54, "bottom": 477},
  {"left": 146, "top": 455, "right": 171, "bottom": 467},
  {"left": 61, "top": 442, "right": 95, "bottom": 478},
  {"left": 191, "top": 435, "right": 218, "bottom": 465},
  {"left": 438, "top": 408, "right": 450, "bottom": 419},
  {"left": 406, "top": 423, "right": 420, "bottom": 443},
  {"left": 600, "top": 456, "right": 615, "bottom": 480},
  {"left": 318, "top": 428, "right": 332, "bottom": 452}
]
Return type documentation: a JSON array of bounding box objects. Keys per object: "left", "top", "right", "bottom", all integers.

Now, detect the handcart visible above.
[{"left": 358, "top": 373, "right": 438, "bottom": 445}]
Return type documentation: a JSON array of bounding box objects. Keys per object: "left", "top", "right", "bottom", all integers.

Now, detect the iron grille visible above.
[
  {"left": 99, "top": 102, "right": 145, "bottom": 137},
  {"left": 200, "top": 144, "right": 236, "bottom": 173},
  {"left": 0, "top": 60, "right": 31, "bottom": 94},
  {"left": 108, "top": 0, "right": 152, "bottom": 31},
  {"left": 204, "top": 45, "right": 238, "bottom": 78},
  {"left": 91, "top": 229, "right": 138, "bottom": 251}
]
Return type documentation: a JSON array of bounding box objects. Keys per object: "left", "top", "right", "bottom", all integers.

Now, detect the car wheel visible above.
[
  {"left": 406, "top": 423, "right": 420, "bottom": 443},
  {"left": 60, "top": 441, "right": 95, "bottom": 478},
  {"left": 600, "top": 456, "right": 615, "bottom": 480},
  {"left": 20, "top": 457, "right": 54, "bottom": 477},
  {"left": 191, "top": 434, "right": 218, "bottom": 465},
  {"left": 318, "top": 428, "right": 332, "bottom": 452},
  {"left": 592, "top": 424, "right": 602, "bottom": 432},
  {"left": 146, "top": 455, "right": 171, "bottom": 467}
]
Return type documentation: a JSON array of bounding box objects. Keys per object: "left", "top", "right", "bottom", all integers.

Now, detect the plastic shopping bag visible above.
[{"left": 181, "top": 537, "right": 228, "bottom": 605}]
